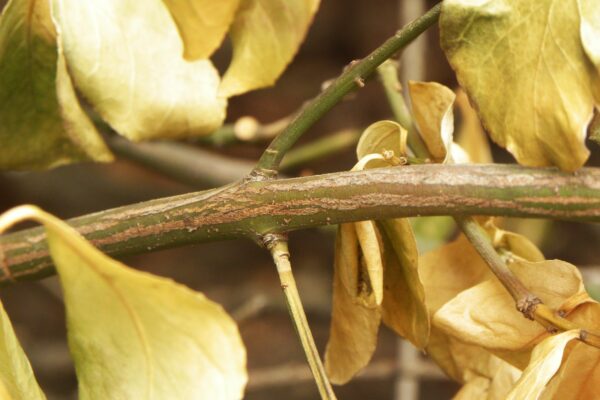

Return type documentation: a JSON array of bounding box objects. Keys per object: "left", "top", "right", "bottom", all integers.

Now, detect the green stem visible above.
[
  {"left": 266, "top": 236, "right": 336, "bottom": 399},
  {"left": 280, "top": 129, "right": 361, "bottom": 171},
  {"left": 376, "top": 60, "right": 429, "bottom": 157},
  {"left": 1, "top": 164, "right": 600, "bottom": 284},
  {"left": 252, "top": 3, "right": 442, "bottom": 177}
]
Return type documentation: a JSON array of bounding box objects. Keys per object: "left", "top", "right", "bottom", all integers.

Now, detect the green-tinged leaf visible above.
[
  {"left": 0, "top": 302, "right": 46, "bottom": 399},
  {"left": 434, "top": 260, "right": 590, "bottom": 369},
  {"left": 325, "top": 228, "right": 380, "bottom": 385},
  {"left": 440, "top": 0, "right": 597, "bottom": 171},
  {"left": 219, "top": 0, "right": 320, "bottom": 97},
  {"left": 507, "top": 330, "right": 581, "bottom": 400},
  {"left": 52, "top": 0, "right": 227, "bottom": 141},
  {"left": 0, "top": 206, "right": 247, "bottom": 399},
  {"left": 0, "top": 0, "right": 112, "bottom": 170},
  {"left": 356, "top": 120, "right": 407, "bottom": 160},
  {"left": 162, "top": 0, "right": 241, "bottom": 60},
  {"left": 408, "top": 81, "right": 456, "bottom": 162},
  {"left": 379, "top": 219, "right": 429, "bottom": 348}
]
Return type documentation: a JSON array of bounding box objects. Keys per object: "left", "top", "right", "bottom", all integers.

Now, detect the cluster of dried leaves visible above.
[{"left": 324, "top": 80, "right": 600, "bottom": 398}]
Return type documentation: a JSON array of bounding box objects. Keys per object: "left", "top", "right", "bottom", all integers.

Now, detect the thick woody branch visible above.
[{"left": 1, "top": 164, "right": 600, "bottom": 284}]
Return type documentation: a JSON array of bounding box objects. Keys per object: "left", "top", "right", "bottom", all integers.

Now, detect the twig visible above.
[
  {"left": 280, "top": 129, "right": 360, "bottom": 171},
  {"left": 252, "top": 3, "right": 442, "bottom": 178},
  {"left": 198, "top": 116, "right": 292, "bottom": 147},
  {"left": 263, "top": 235, "right": 336, "bottom": 400},
  {"left": 377, "top": 61, "right": 428, "bottom": 158}
]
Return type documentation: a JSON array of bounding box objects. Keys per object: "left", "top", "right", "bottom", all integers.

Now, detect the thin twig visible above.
[
  {"left": 252, "top": 3, "right": 442, "bottom": 178},
  {"left": 377, "top": 60, "right": 428, "bottom": 158},
  {"left": 264, "top": 235, "right": 336, "bottom": 400}
]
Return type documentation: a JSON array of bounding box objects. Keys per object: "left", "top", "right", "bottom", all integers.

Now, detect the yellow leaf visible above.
[
  {"left": 219, "top": 0, "right": 320, "bottom": 97},
  {"left": 506, "top": 330, "right": 581, "bottom": 400},
  {"left": 0, "top": 301, "right": 46, "bottom": 400},
  {"left": 0, "top": 0, "right": 112, "bottom": 170},
  {"left": 435, "top": 260, "right": 590, "bottom": 368},
  {"left": 441, "top": 0, "right": 596, "bottom": 171},
  {"left": 484, "top": 220, "right": 545, "bottom": 263},
  {"left": 336, "top": 223, "right": 360, "bottom": 298},
  {"left": 379, "top": 219, "right": 430, "bottom": 348},
  {"left": 454, "top": 356, "right": 520, "bottom": 400},
  {"left": 408, "top": 81, "right": 456, "bottom": 162},
  {"left": 52, "top": 0, "right": 227, "bottom": 141},
  {"left": 0, "top": 206, "right": 247, "bottom": 399},
  {"left": 356, "top": 120, "right": 407, "bottom": 160},
  {"left": 162, "top": 0, "right": 241, "bottom": 60},
  {"left": 540, "top": 340, "right": 600, "bottom": 399},
  {"left": 420, "top": 235, "right": 494, "bottom": 313},
  {"left": 453, "top": 376, "right": 489, "bottom": 400},
  {"left": 325, "top": 228, "right": 380, "bottom": 385},
  {"left": 354, "top": 220, "right": 384, "bottom": 306},
  {"left": 455, "top": 88, "right": 493, "bottom": 164},
  {"left": 578, "top": 0, "right": 600, "bottom": 77}
]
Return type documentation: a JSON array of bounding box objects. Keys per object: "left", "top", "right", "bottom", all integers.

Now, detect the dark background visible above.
[{"left": 1, "top": 1, "right": 600, "bottom": 399}]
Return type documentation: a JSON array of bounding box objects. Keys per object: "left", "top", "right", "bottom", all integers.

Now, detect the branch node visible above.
[
  {"left": 246, "top": 167, "right": 278, "bottom": 182},
  {"left": 580, "top": 330, "right": 589, "bottom": 341},
  {"left": 260, "top": 233, "right": 288, "bottom": 251},
  {"left": 517, "top": 295, "right": 542, "bottom": 320}
]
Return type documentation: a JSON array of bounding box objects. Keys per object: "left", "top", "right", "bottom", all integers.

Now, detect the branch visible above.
[
  {"left": 1, "top": 164, "right": 600, "bottom": 284},
  {"left": 253, "top": 3, "right": 442, "bottom": 177}
]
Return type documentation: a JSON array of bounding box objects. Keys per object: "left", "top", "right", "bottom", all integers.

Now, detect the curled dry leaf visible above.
[
  {"left": 441, "top": 0, "right": 598, "bottom": 171},
  {"left": 162, "top": 0, "right": 241, "bottom": 60},
  {"left": 219, "top": 0, "right": 320, "bottom": 97},
  {"left": 435, "top": 260, "right": 590, "bottom": 369},
  {"left": 0, "top": 0, "right": 112, "bottom": 170},
  {"left": 538, "top": 302, "right": 600, "bottom": 399},
  {"left": 421, "top": 226, "right": 542, "bottom": 378},
  {"left": 354, "top": 220, "right": 384, "bottom": 306},
  {"left": 52, "top": 0, "right": 227, "bottom": 141},
  {"left": 408, "top": 81, "right": 456, "bottom": 162},
  {"left": 325, "top": 227, "right": 381, "bottom": 385},
  {"left": 356, "top": 120, "right": 407, "bottom": 161},
  {"left": 420, "top": 235, "right": 494, "bottom": 380},
  {"left": 506, "top": 330, "right": 581, "bottom": 400},
  {"left": 379, "top": 219, "right": 429, "bottom": 349},
  {"left": 0, "top": 301, "right": 46, "bottom": 399},
  {"left": 0, "top": 206, "right": 247, "bottom": 399}
]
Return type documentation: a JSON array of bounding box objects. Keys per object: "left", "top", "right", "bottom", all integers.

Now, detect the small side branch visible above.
[
  {"left": 252, "top": 3, "right": 442, "bottom": 177},
  {"left": 264, "top": 234, "right": 337, "bottom": 400}
]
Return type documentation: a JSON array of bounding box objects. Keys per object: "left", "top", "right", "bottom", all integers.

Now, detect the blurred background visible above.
[{"left": 2, "top": 0, "right": 600, "bottom": 398}]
